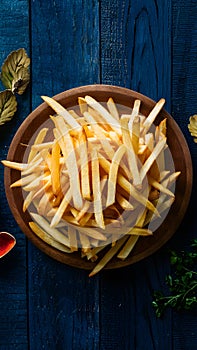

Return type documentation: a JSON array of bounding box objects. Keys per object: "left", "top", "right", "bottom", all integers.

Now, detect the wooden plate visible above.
[{"left": 4, "top": 85, "right": 193, "bottom": 270}]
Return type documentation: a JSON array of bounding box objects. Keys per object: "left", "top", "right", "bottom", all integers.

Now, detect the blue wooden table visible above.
[{"left": 0, "top": 1, "right": 197, "bottom": 349}]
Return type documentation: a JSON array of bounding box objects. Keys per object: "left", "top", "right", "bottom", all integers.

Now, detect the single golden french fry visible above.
[
  {"left": 145, "top": 133, "right": 154, "bottom": 152},
  {"left": 127, "top": 227, "right": 152, "bottom": 236},
  {"left": 28, "top": 128, "right": 48, "bottom": 163},
  {"left": 140, "top": 137, "right": 166, "bottom": 181},
  {"left": 67, "top": 226, "right": 78, "bottom": 252},
  {"left": 50, "top": 188, "right": 72, "bottom": 227},
  {"left": 79, "top": 128, "right": 91, "bottom": 200},
  {"left": 53, "top": 126, "right": 83, "bottom": 210},
  {"left": 31, "top": 142, "right": 54, "bottom": 151},
  {"left": 107, "top": 97, "right": 119, "bottom": 120},
  {"left": 78, "top": 97, "right": 88, "bottom": 114},
  {"left": 148, "top": 176, "right": 175, "bottom": 197},
  {"left": 51, "top": 141, "right": 61, "bottom": 195},
  {"left": 121, "top": 116, "right": 142, "bottom": 188},
  {"left": 132, "top": 115, "right": 140, "bottom": 155},
  {"left": 23, "top": 191, "right": 35, "bottom": 212},
  {"left": 106, "top": 144, "right": 127, "bottom": 207},
  {"left": 10, "top": 172, "right": 38, "bottom": 188},
  {"left": 128, "top": 99, "right": 141, "bottom": 131},
  {"left": 158, "top": 118, "right": 167, "bottom": 137},
  {"left": 117, "top": 235, "right": 139, "bottom": 260},
  {"left": 23, "top": 173, "right": 51, "bottom": 192},
  {"left": 1, "top": 160, "right": 29, "bottom": 171},
  {"left": 91, "top": 148, "right": 105, "bottom": 229},
  {"left": 116, "top": 192, "right": 134, "bottom": 210},
  {"left": 89, "top": 235, "right": 128, "bottom": 277},
  {"left": 86, "top": 246, "right": 106, "bottom": 260},
  {"left": 143, "top": 98, "right": 165, "bottom": 135},
  {"left": 42, "top": 95, "right": 81, "bottom": 131}
]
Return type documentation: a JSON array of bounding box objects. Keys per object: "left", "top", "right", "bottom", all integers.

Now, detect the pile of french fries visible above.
[{"left": 2, "top": 95, "right": 180, "bottom": 276}]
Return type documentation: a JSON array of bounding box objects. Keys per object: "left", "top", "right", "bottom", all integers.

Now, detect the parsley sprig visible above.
[{"left": 152, "top": 239, "right": 197, "bottom": 317}]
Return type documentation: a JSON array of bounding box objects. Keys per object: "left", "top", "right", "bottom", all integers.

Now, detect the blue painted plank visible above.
[
  {"left": 100, "top": 0, "right": 171, "bottom": 111},
  {"left": 30, "top": 0, "right": 100, "bottom": 109},
  {"left": 171, "top": 1, "right": 197, "bottom": 348},
  {"left": 28, "top": 1, "right": 100, "bottom": 349},
  {"left": 0, "top": 1, "right": 30, "bottom": 349},
  {"left": 100, "top": 1, "right": 173, "bottom": 349}
]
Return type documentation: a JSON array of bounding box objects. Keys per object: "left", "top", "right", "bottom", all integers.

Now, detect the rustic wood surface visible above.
[{"left": 0, "top": 0, "right": 196, "bottom": 349}]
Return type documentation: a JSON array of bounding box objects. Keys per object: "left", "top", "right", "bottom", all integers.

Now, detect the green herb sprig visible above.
[
  {"left": 152, "top": 239, "right": 197, "bottom": 317},
  {"left": 0, "top": 48, "right": 30, "bottom": 126}
]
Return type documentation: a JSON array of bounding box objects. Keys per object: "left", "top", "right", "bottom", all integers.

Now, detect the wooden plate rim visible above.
[{"left": 4, "top": 84, "right": 193, "bottom": 270}]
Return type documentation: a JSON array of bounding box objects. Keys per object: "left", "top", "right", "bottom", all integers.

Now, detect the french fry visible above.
[
  {"left": 78, "top": 128, "right": 91, "bottom": 200},
  {"left": 129, "top": 99, "right": 141, "bottom": 124},
  {"left": 107, "top": 97, "right": 119, "bottom": 120},
  {"left": 51, "top": 141, "right": 61, "bottom": 195},
  {"left": 53, "top": 126, "right": 83, "bottom": 210},
  {"left": 117, "top": 236, "right": 139, "bottom": 260},
  {"left": 1, "top": 160, "right": 29, "bottom": 171},
  {"left": 85, "top": 95, "right": 120, "bottom": 132},
  {"left": 10, "top": 172, "right": 39, "bottom": 188},
  {"left": 77, "top": 226, "right": 107, "bottom": 241},
  {"left": 98, "top": 153, "right": 159, "bottom": 215},
  {"left": 91, "top": 148, "right": 105, "bottom": 229},
  {"left": 142, "top": 98, "right": 165, "bottom": 135},
  {"left": 42, "top": 95, "right": 81, "bottom": 131},
  {"left": 29, "top": 221, "right": 71, "bottom": 253},
  {"left": 89, "top": 235, "right": 128, "bottom": 277},
  {"left": 67, "top": 226, "right": 78, "bottom": 252},
  {"left": 106, "top": 144, "right": 127, "bottom": 207},
  {"left": 2, "top": 94, "right": 181, "bottom": 276},
  {"left": 23, "top": 191, "right": 35, "bottom": 212},
  {"left": 78, "top": 97, "right": 87, "bottom": 114},
  {"left": 23, "top": 173, "right": 51, "bottom": 192},
  {"left": 84, "top": 111, "right": 115, "bottom": 160},
  {"left": 86, "top": 246, "right": 106, "bottom": 261},
  {"left": 28, "top": 127, "right": 48, "bottom": 162},
  {"left": 30, "top": 212, "right": 70, "bottom": 247},
  {"left": 121, "top": 116, "right": 142, "bottom": 188},
  {"left": 50, "top": 188, "right": 72, "bottom": 227},
  {"left": 148, "top": 176, "right": 175, "bottom": 197},
  {"left": 116, "top": 192, "right": 134, "bottom": 210},
  {"left": 140, "top": 137, "right": 166, "bottom": 181}
]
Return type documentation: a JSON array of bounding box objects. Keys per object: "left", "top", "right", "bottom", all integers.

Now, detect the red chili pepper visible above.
[{"left": 0, "top": 232, "right": 16, "bottom": 258}]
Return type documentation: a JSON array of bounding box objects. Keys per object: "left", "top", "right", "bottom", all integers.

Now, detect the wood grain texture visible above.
[
  {"left": 171, "top": 1, "right": 197, "bottom": 349},
  {"left": 0, "top": 1, "right": 30, "bottom": 349},
  {"left": 100, "top": 0, "right": 171, "bottom": 111},
  {"left": 28, "top": 1, "right": 100, "bottom": 349},
  {"left": 0, "top": 0, "right": 197, "bottom": 349},
  {"left": 30, "top": 0, "right": 100, "bottom": 109},
  {"left": 99, "top": 1, "right": 173, "bottom": 349}
]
